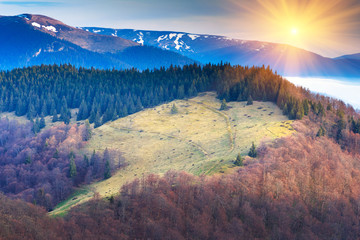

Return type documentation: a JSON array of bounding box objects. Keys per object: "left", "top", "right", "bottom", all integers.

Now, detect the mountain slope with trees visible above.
[
  {"left": 0, "top": 64, "right": 359, "bottom": 239},
  {"left": 0, "top": 63, "right": 310, "bottom": 129}
]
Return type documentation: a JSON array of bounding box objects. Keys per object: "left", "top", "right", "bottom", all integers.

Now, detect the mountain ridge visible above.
[
  {"left": 83, "top": 27, "right": 360, "bottom": 78},
  {"left": 336, "top": 53, "right": 360, "bottom": 60},
  {"left": 0, "top": 14, "right": 196, "bottom": 70}
]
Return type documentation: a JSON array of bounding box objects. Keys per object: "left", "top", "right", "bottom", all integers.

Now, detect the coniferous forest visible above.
[
  {"left": 0, "top": 63, "right": 336, "bottom": 126},
  {"left": 0, "top": 64, "right": 360, "bottom": 239}
]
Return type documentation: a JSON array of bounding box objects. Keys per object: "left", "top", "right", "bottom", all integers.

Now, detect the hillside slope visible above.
[{"left": 51, "top": 92, "right": 294, "bottom": 216}]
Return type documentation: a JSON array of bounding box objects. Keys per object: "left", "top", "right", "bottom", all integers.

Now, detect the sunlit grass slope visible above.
[{"left": 51, "top": 92, "right": 294, "bottom": 216}]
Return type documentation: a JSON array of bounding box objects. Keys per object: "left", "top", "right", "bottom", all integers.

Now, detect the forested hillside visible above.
[
  {"left": 0, "top": 64, "right": 311, "bottom": 129},
  {"left": 1, "top": 131, "right": 360, "bottom": 239},
  {"left": 0, "top": 64, "right": 360, "bottom": 239},
  {"left": 1, "top": 63, "right": 358, "bottom": 139},
  {"left": 0, "top": 118, "right": 123, "bottom": 210}
]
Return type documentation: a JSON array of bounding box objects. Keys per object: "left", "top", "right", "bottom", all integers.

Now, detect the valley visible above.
[
  {"left": 50, "top": 92, "right": 294, "bottom": 216},
  {"left": 286, "top": 77, "right": 360, "bottom": 110}
]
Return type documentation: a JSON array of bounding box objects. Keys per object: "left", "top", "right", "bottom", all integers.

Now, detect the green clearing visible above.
[{"left": 50, "top": 92, "right": 294, "bottom": 217}]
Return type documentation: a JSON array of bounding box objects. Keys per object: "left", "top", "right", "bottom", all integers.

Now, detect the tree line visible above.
[{"left": 0, "top": 63, "right": 323, "bottom": 129}]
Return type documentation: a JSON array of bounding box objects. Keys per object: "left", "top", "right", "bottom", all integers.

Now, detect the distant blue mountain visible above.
[
  {"left": 0, "top": 14, "right": 195, "bottom": 70},
  {"left": 82, "top": 27, "right": 360, "bottom": 78},
  {"left": 335, "top": 53, "right": 360, "bottom": 60}
]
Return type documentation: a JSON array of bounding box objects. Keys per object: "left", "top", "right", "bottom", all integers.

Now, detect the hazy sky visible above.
[{"left": 1, "top": 0, "right": 359, "bottom": 57}]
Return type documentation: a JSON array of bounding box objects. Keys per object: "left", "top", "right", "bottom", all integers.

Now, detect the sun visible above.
[{"left": 291, "top": 27, "right": 298, "bottom": 36}]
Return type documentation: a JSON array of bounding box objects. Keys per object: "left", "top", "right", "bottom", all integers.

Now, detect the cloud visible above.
[{"left": 0, "top": 1, "right": 60, "bottom": 7}]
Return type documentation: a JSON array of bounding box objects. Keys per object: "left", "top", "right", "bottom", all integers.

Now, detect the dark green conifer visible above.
[
  {"left": 52, "top": 110, "right": 58, "bottom": 122},
  {"left": 69, "top": 155, "right": 77, "bottom": 178},
  {"left": 247, "top": 95, "right": 253, "bottom": 105},
  {"left": 171, "top": 104, "right": 178, "bottom": 114},
  {"left": 77, "top": 100, "right": 88, "bottom": 121},
  {"left": 248, "top": 142, "right": 257, "bottom": 158},
  {"left": 316, "top": 126, "right": 326, "bottom": 137},
  {"left": 104, "top": 160, "right": 111, "bottom": 179},
  {"left": 234, "top": 153, "right": 243, "bottom": 166},
  {"left": 84, "top": 120, "right": 92, "bottom": 141},
  {"left": 94, "top": 111, "right": 101, "bottom": 128},
  {"left": 220, "top": 99, "right": 228, "bottom": 110}
]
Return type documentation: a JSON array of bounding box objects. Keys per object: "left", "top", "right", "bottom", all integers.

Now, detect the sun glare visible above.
[
  {"left": 291, "top": 28, "right": 298, "bottom": 36},
  {"left": 236, "top": 0, "right": 360, "bottom": 56}
]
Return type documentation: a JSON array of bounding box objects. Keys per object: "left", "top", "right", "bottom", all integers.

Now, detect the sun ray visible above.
[{"left": 231, "top": 0, "right": 360, "bottom": 56}]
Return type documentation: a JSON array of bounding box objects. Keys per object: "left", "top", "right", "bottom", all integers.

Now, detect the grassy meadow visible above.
[{"left": 50, "top": 92, "right": 294, "bottom": 216}]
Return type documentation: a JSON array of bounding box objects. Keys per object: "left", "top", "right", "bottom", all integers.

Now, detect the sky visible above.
[{"left": 1, "top": 0, "right": 360, "bottom": 57}]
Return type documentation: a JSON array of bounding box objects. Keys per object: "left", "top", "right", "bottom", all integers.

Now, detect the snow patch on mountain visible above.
[
  {"left": 157, "top": 35, "right": 168, "bottom": 42},
  {"left": 169, "top": 33, "right": 177, "bottom": 40},
  {"left": 111, "top": 30, "right": 118, "bottom": 37},
  {"left": 31, "top": 22, "right": 58, "bottom": 33},
  {"left": 31, "top": 22, "right": 41, "bottom": 28},
  {"left": 188, "top": 34, "right": 200, "bottom": 40},
  {"left": 93, "top": 29, "right": 101, "bottom": 33},
  {"left": 174, "top": 34, "right": 184, "bottom": 50},
  {"left": 137, "top": 32, "right": 144, "bottom": 45},
  {"left": 42, "top": 25, "right": 57, "bottom": 33}
]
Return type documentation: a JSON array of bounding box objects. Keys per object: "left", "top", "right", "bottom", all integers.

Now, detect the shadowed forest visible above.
[{"left": 0, "top": 118, "right": 123, "bottom": 210}]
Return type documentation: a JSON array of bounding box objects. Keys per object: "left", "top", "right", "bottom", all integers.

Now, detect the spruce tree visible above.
[
  {"left": 316, "top": 126, "right": 326, "bottom": 137},
  {"left": 135, "top": 97, "right": 143, "bottom": 112},
  {"left": 41, "top": 102, "right": 48, "bottom": 116},
  {"left": 234, "top": 153, "right": 243, "bottom": 166},
  {"left": 247, "top": 95, "right": 253, "bottom": 105},
  {"left": 27, "top": 103, "right": 36, "bottom": 120},
  {"left": 83, "top": 120, "right": 92, "bottom": 141},
  {"left": 77, "top": 100, "right": 88, "bottom": 121},
  {"left": 52, "top": 111, "right": 58, "bottom": 122},
  {"left": 88, "top": 109, "right": 96, "bottom": 124},
  {"left": 104, "top": 160, "right": 111, "bottom": 179},
  {"left": 32, "top": 117, "right": 40, "bottom": 134},
  {"left": 39, "top": 115, "right": 46, "bottom": 129},
  {"left": 317, "top": 102, "right": 326, "bottom": 118},
  {"left": 60, "top": 106, "right": 70, "bottom": 124},
  {"left": 220, "top": 99, "right": 228, "bottom": 110},
  {"left": 94, "top": 111, "right": 101, "bottom": 128},
  {"left": 111, "top": 109, "right": 118, "bottom": 121},
  {"left": 83, "top": 155, "right": 89, "bottom": 167},
  {"left": 69, "top": 155, "right": 77, "bottom": 178},
  {"left": 90, "top": 150, "right": 96, "bottom": 166},
  {"left": 303, "top": 100, "right": 310, "bottom": 116},
  {"left": 248, "top": 142, "right": 257, "bottom": 158},
  {"left": 171, "top": 104, "right": 178, "bottom": 114}
]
